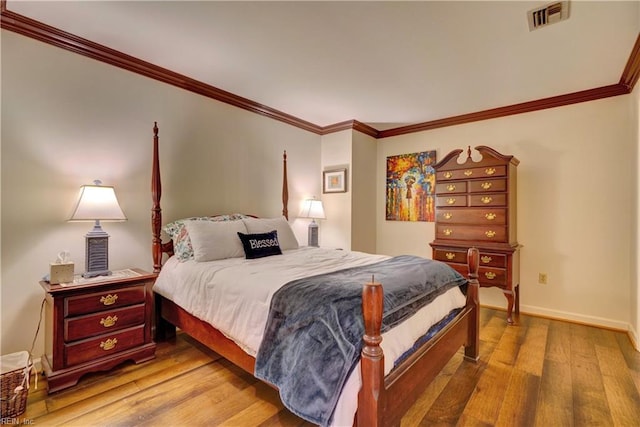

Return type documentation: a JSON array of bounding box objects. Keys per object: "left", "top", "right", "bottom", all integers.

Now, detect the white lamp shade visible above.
[
  {"left": 69, "top": 184, "right": 127, "bottom": 221},
  {"left": 299, "top": 199, "right": 326, "bottom": 220}
]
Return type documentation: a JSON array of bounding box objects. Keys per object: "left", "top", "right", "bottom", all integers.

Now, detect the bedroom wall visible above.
[
  {"left": 351, "top": 131, "right": 377, "bottom": 253},
  {"left": 376, "top": 95, "right": 636, "bottom": 332},
  {"left": 1, "top": 31, "right": 322, "bottom": 357},
  {"left": 320, "top": 130, "right": 352, "bottom": 250}
]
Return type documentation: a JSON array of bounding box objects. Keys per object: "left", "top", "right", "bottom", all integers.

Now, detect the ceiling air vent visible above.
[{"left": 527, "top": 1, "right": 570, "bottom": 31}]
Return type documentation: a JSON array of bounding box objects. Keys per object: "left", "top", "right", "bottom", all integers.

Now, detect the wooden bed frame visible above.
[{"left": 150, "top": 122, "right": 480, "bottom": 426}]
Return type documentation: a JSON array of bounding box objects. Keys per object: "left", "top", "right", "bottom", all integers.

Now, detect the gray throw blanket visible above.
[{"left": 254, "top": 255, "right": 467, "bottom": 426}]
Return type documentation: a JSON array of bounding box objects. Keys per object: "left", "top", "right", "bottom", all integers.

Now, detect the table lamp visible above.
[
  {"left": 69, "top": 180, "right": 127, "bottom": 277},
  {"left": 299, "top": 198, "right": 325, "bottom": 247}
]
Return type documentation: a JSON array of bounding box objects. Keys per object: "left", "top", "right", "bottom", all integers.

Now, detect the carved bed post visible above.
[
  {"left": 465, "top": 247, "right": 480, "bottom": 361},
  {"left": 151, "top": 122, "right": 163, "bottom": 273},
  {"left": 358, "top": 277, "right": 384, "bottom": 426},
  {"left": 282, "top": 150, "right": 289, "bottom": 220}
]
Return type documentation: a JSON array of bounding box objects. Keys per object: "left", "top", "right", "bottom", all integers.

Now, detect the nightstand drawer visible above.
[
  {"left": 65, "top": 285, "right": 146, "bottom": 316},
  {"left": 65, "top": 326, "right": 145, "bottom": 367},
  {"left": 65, "top": 304, "right": 146, "bottom": 342}
]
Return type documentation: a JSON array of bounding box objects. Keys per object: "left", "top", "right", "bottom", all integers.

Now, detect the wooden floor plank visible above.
[
  {"left": 534, "top": 358, "right": 573, "bottom": 427},
  {"left": 514, "top": 316, "right": 549, "bottom": 376},
  {"left": 570, "top": 325, "right": 614, "bottom": 427},
  {"left": 400, "top": 352, "right": 464, "bottom": 426},
  {"left": 544, "top": 317, "right": 572, "bottom": 364},
  {"left": 595, "top": 343, "right": 640, "bottom": 426},
  {"left": 15, "top": 308, "right": 639, "bottom": 427},
  {"left": 494, "top": 369, "right": 540, "bottom": 427}
]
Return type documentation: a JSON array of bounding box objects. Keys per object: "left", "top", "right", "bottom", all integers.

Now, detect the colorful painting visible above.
[{"left": 386, "top": 151, "right": 437, "bottom": 222}]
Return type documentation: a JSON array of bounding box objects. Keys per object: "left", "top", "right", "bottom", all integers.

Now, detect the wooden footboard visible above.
[
  {"left": 150, "top": 122, "right": 480, "bottom": 426},
  {"left": 359, "top": 247, "right": 480, "bottom": 426}
]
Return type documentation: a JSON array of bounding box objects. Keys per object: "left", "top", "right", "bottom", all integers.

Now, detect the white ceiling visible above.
[{"left": 7, "top": 1, "right": 640, "bottom": 129}]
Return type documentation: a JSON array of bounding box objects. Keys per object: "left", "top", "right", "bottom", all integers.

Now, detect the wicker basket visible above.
[{"left": 0, "top": 351, "right": 31, "bottom": 419}]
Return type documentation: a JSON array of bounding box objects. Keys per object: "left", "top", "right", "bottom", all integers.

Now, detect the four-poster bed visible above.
[{"left": 150, "top": 122, "right": 480, "bottom": 426}]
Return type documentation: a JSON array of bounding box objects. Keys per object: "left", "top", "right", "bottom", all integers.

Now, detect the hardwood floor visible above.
[{"left": 19, "top": 308, "right": 640, "bottom": 426}]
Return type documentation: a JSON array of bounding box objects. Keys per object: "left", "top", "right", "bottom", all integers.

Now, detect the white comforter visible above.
[{"left": 153, "top": 247, "right": 466, "bottom": 426}]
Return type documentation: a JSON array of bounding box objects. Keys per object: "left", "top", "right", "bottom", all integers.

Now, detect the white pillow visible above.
[
  {"left": 242, "top": 216, "right": 299, "bottom": 250},
  {"left": 185, "top": 219, "right": 247, "bottom": 262}
]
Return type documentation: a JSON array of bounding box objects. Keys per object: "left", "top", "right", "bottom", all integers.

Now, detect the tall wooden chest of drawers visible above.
[
  {"left": 430, "top": 146, "right": 520, "bottom": 323},
  {"left": 40, "top": 269, "right": 157, "bottom": 392}
]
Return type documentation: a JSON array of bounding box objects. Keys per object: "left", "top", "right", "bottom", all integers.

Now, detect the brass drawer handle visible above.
[
  {"left": 481, "top": 256, "right": 492, "bottom": 264},
  {"left": 446, "top": 198, "right": 456, "bottom": 205},
  {"left": 443, "top": 229, "right": 453, "bottom": 236},
  {"left": 100, "top": 338, "right": 118, "bottom": 351},
  {"left": 444, "top": 172, "right": 453, "bottom": 179},
  {"left": 445, "top": 252, "right": 456, "bottom": 260},
  {"left": 485, "top": 230, "right": 496, "bottom": 238},
  {"left": 464, "top": 170, "right": 473, "bottom": 176},
  {"left": 485, "top": 272, "right": 496, "bottom": 280},
  {"left": 481, "top": 182, "right": 492, "bottom": 190},
  {"left": 446, "top": 184, "right": 456, "bottom": 191},
  {"left": 443, "top": 212, "right": 453, "bottom": 220},
  {"left": 100, "top": 294, "right": 118, "bottom": 306},
  {"left": 485, "top": 167, "right": 496, "bottom": 175},
  {"left": 481, "top": 196, "right": 493, "bottom": 204},
  {"left": 485, "top": 213, "right": 496, "bottom": 220},
  {"left": 100, "top": 315, "right": 118, "bottom": 328}
]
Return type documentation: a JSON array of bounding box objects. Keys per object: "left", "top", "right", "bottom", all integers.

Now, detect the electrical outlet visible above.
[{"left": 538, "top": 273, "right": 548, "bottom": 284}]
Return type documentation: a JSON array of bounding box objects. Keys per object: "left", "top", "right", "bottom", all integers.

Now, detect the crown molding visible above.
[
  {"left": 620, "top": 33, "right": 640, "bottom": 91},
  {"left": 320, "top": 120, "right": 379, "bottom": 138},
  {"left": 377, "top": 83, "right": 629, "bottom": 138},
  {"left": 1, "top": 7, "right": 638, "bottom": 139},
  {"left": 0, "top": 8, "right": 324, "bottom": 135}
]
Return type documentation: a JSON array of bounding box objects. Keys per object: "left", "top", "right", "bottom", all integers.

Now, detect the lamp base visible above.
[
  {"left": 82, "top": 269, "right": 112, "bottom": 279},
  {"left": 308, "top": 221, "right": 319, "bottom": 247},
  {"left": 84, "top": 221, "right": 111, "bottom": 278}
]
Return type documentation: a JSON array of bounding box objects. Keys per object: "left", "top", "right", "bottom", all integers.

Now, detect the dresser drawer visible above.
[
  {"left": 433, "top": 248, "right": 466, "bottom": 264},
  {"left": 445, "top": 263, "right": 507, "bottom": 288},
  {"left": 65, "top": 325, "right": 145, "bottom": 367},
  {"left": 478, "top": 267, "right": 507, "bottom": 287},
  {"left": 436, "top": 208, "right": 506, "bottom": 225},
  {"left": 478, "top": 252, "right": 507, "bottom": 268},
  {"left": 437, "top": 165, "right": 507, "bottom": 181},
  {"left": 435, "top": 181, "right": 467, "bottom": 194},
  {"left": 468, "top": 179, "right": 506, "bottom": 193},
  {"left": 65, "top": 304, "right": 146, "bottom": 342},
  {"left": 436, "top": 225, "right": 507, "bottom": 242},
  {"left": 436, "top": 195, "right": 467, "bottom": 207},
  {"left": 434, "top": 249, "right": 506, "bottom": 268},
  {"left": 65, "top": 285, "right": 146, "bottom": 317},
  {"left": 469, "top": 193, "right": 506, "bottom": 207}
]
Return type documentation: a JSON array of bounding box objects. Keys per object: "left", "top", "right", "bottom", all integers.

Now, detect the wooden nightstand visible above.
[{"left": 40, "top": 268, "right": 157, "bottom": 393}]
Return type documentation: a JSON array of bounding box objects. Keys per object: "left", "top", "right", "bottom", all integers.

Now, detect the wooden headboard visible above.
[{"left": 150, "top": 122, "right": 289, "bottom": 273}]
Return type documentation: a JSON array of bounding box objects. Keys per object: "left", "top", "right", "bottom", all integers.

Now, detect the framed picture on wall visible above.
[
  {"left": 323, "top": 168, "right": 347, "bottom": 193},
  {"left": 385, "top": 151, "right": 437, "bottom": 222}
]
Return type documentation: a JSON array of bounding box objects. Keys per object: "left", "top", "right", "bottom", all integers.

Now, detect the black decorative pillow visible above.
[{"left": 237, "top": 230, "right": 283, "bottom": 259}]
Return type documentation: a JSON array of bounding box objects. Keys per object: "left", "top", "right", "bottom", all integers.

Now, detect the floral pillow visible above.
[{"left": 163, "top": 214, "right": 248, "bottom": 261}]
